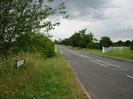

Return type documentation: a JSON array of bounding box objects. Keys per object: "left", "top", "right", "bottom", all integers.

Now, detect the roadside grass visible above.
[
  {"left": 63, "top": 45, "right": 133, "bottom": 60},
  {"left": 104, "top": 49, "right": 133, "bottom": 59},
  {"left": 0, "top": 52, "right": 87, "bottom": 99},
  {"left": 80, "top": 48, "right": 133, "bottom": 60}
]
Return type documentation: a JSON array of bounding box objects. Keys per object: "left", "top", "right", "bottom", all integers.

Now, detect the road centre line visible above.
[
  {"left": 69, "top": 50, "right": 91, "bottom": 59},
  {"left": 69, "top": 50, "right": 109, "bottom": 68},
  {"left": 126, "top": 75, "right": 133, "bottom": 79},
  {"left": 69, "top": 50, "right": 121, "bottom": 68},
  {"left": 89, "top": 59, "right": 109, "bottom": 68},
  {"left": 95, "top": 59, "right": 121, "bottom": 68},
  {"left": 111, "top": 68, "right": 128, "bottom": 71},
  {"left": 68, "top": 50, "right": 126, "bottom": 69}
]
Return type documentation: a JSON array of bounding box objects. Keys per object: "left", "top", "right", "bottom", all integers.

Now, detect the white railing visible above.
[
  {"left": 102, "top": 46, "right": 130, "bottom": 53},
  {"left": 102, "top": 46, "right": 112, "bottom": 53}
]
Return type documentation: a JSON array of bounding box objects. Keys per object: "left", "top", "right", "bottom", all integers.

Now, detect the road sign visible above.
[{"left": 16, "top": 58, "right": 25, "bottom": 68}]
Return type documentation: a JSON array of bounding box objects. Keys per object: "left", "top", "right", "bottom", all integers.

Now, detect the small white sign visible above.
[{"left": 16, "top": 59, "right": 25, "bottom": 68}]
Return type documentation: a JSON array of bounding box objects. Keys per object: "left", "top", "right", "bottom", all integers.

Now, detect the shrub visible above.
[
  {"left": 87, "top": 42, "right": 100, "bottom": 49},
  {"left": 13, "top": 32, "right": 55, "bottom": 57}
]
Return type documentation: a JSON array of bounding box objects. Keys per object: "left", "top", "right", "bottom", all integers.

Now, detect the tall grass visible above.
[
  {"left": 0, "top": 53, "right": 26, "bottom": 78},
  {"left": 0, "top": 52, "right": 87, "bottom": 99}
]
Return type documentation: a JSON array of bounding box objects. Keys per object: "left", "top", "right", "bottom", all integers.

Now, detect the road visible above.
[{"left": 59, "top": 46, "right": 133, "bottom": 99}]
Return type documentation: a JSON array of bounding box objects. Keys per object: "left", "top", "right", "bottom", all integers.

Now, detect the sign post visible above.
[{"left": 16, "top": 58, "right": 25, "bottom": 68}]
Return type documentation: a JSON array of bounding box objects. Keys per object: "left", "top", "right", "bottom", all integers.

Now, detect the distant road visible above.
[{"left": 59, "top": 46, "right": 133, "bottom": 99}]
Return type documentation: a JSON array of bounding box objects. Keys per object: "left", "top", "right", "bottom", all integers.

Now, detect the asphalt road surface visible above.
[{"left": 59, "top": 46, "right": 133, "bottom": 99}]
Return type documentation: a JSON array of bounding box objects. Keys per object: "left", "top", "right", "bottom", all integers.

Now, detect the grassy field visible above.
[
  {"left": 80, "top": 48, "right": 133, "bottom": 60},
  {"left": 0, "top": 52, "right": 87, "bottom": 99},
  {"left": 64, "top": 45, "right": 133, "bottom": 60},
  {"left": 104, "top": 49, "right": 133, "bottom": 59}
]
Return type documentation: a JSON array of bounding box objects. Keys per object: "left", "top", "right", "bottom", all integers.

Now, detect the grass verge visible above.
[
  {"left": 64, "top": 45, "right": 133, "bottom": 60},
  {"left": 80, "top": 48, "right": 133, "bottom": 60},
  {"left": 0, "top": 52, "right": 87, "bottom": 99}
]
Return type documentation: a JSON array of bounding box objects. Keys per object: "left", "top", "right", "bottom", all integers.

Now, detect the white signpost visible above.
[{"left": 16, "top": 58, "right": 25, "bottom": 68}]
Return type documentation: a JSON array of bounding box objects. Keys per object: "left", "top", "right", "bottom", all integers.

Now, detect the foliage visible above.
[
  {"left": 61, "top": 29, "right": 94, "bottom": 48},
  {"left": 0, "top": 0, "right": 65, "bottom": 55},
  {"left": 130, "top": 40, "right": 133, "bottom": 50},
  {"left": 99, "top": 36, "right": 112, "bottom": 48},
  {"left": 61, "top": 38, "right": 72, "bottom": 46},
  {"left": 61, "top": 29, "right": 132, "bottom": 51},
  {"left": 87, "top": 42, "right": 100, "bottom": 49},
  {"left": 69, "top": 32, "right": 82, "bottom": 47},
  {"left": 124, "top": 40, "right": 131, "bottom": 46},
  {"left": 113, "top": 40, "right": 131, "bottom": 47},
  {"left": 13, "top": 32, "right": 55, "bottom": 57}
]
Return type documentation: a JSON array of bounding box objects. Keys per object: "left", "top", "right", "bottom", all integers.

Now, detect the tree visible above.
[
  {"left": 69, "top": 29, "right": 94, "bottom": 48},
  {"left": 87, "top": 42, "right": 100, "bottom": 49},
  {"left": 124, "top": 40, "right": 131, "bottom": 47},
  {"left": 130, "top": 40, "right": 133, "bottom": 50},
  {"left": 61, "top": 38, "right": 72, "bottom": 45},
  {"left": 78, "top": 32, "right": 94, "bottom": 48},
  {"left": 99, "top": 36, "right": 112, "bottom": 48},
  {"left": 113, "top": 40, "right": 124, "bottom": 46},
  {"left": 70, "top": 32, "right": 81, "bottom": 47},
  {"left": 61, "top": 29, "right": 94, "bottom": 48},
  {"left": 0, "top": 0, "right": 65, "bottom": 55}
]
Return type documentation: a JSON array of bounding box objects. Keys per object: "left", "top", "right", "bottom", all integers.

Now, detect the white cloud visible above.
[
  {"left": 50, "top": 19, "right": 91, "bottom": 40},
  {"left": 44, "top": 0, "right": 133, "bottom": 41}
]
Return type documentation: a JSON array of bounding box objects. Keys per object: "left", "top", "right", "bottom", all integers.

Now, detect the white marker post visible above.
[{"left": 102, "top": 46, "right": 105, "bottom": 53}]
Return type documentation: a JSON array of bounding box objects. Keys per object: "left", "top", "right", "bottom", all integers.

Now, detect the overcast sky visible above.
[{"left": 48, "top": 0, "right": 133, "bottom": 41}]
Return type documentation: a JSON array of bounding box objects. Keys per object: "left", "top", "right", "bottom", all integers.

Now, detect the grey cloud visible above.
[
  {"left": 50, "top": 0, "right": 116, "bottom": 20},
  {"left": 49, "top": 0, "right": 133, "bottom": 41},
  {"left": 105, "top": 26, "right": 133, "bottom": 41},
  {"left": 65, "top": 0, "right": 113, "bottom": 9},
  {"left": 64, "top": 0, "right": 115, "bottom": 20}
]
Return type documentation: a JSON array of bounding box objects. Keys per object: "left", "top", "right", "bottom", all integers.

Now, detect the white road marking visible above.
[
  {"left": 67, "top": 56, "right": 92, "bottom": 99},
  {"left": 90, "top": 59, "right": 109, "bottom": 68},
  {"left": 69, "top": 50, "right": 109, "bottom": 68},
  {"left": 126, "top": 75, "right": 133, "bottom": 79},
  {"left": 69, "top": 50, "right": 91, "bottom": 59},
  {"left": 76, "top": 76, "right": 92, "bottom": 99},
  {"left": 68, "top": 50, "right": 125, "bottom": 69},
  {"left": 95, "top": 59, "right": 121, "bottom": 68},
  {"left": 111, "top": 68, "right": 128, "bottom": 71}
]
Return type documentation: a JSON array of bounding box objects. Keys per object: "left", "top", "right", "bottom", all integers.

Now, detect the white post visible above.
[
  {"left": 102, "top": 46, "right": 105, "bottom": 53},
  {"left": 121, "top": 47, "right": 123, "bottom": 50},
  {"left": 109, "top": 46, "right": 112, "bottom": 51}
]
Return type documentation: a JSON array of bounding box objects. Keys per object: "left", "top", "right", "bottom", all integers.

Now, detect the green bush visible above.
[
  {"left": 13, "top": 32, "right": 55, "bottom": 57},
  {"left": 87, "top": 42, "right": 100, "bottom": 49}
]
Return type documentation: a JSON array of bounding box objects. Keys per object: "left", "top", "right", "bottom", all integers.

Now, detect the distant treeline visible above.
[{"left": 57, "top": 29, "right": 133, "bottom": 50}]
